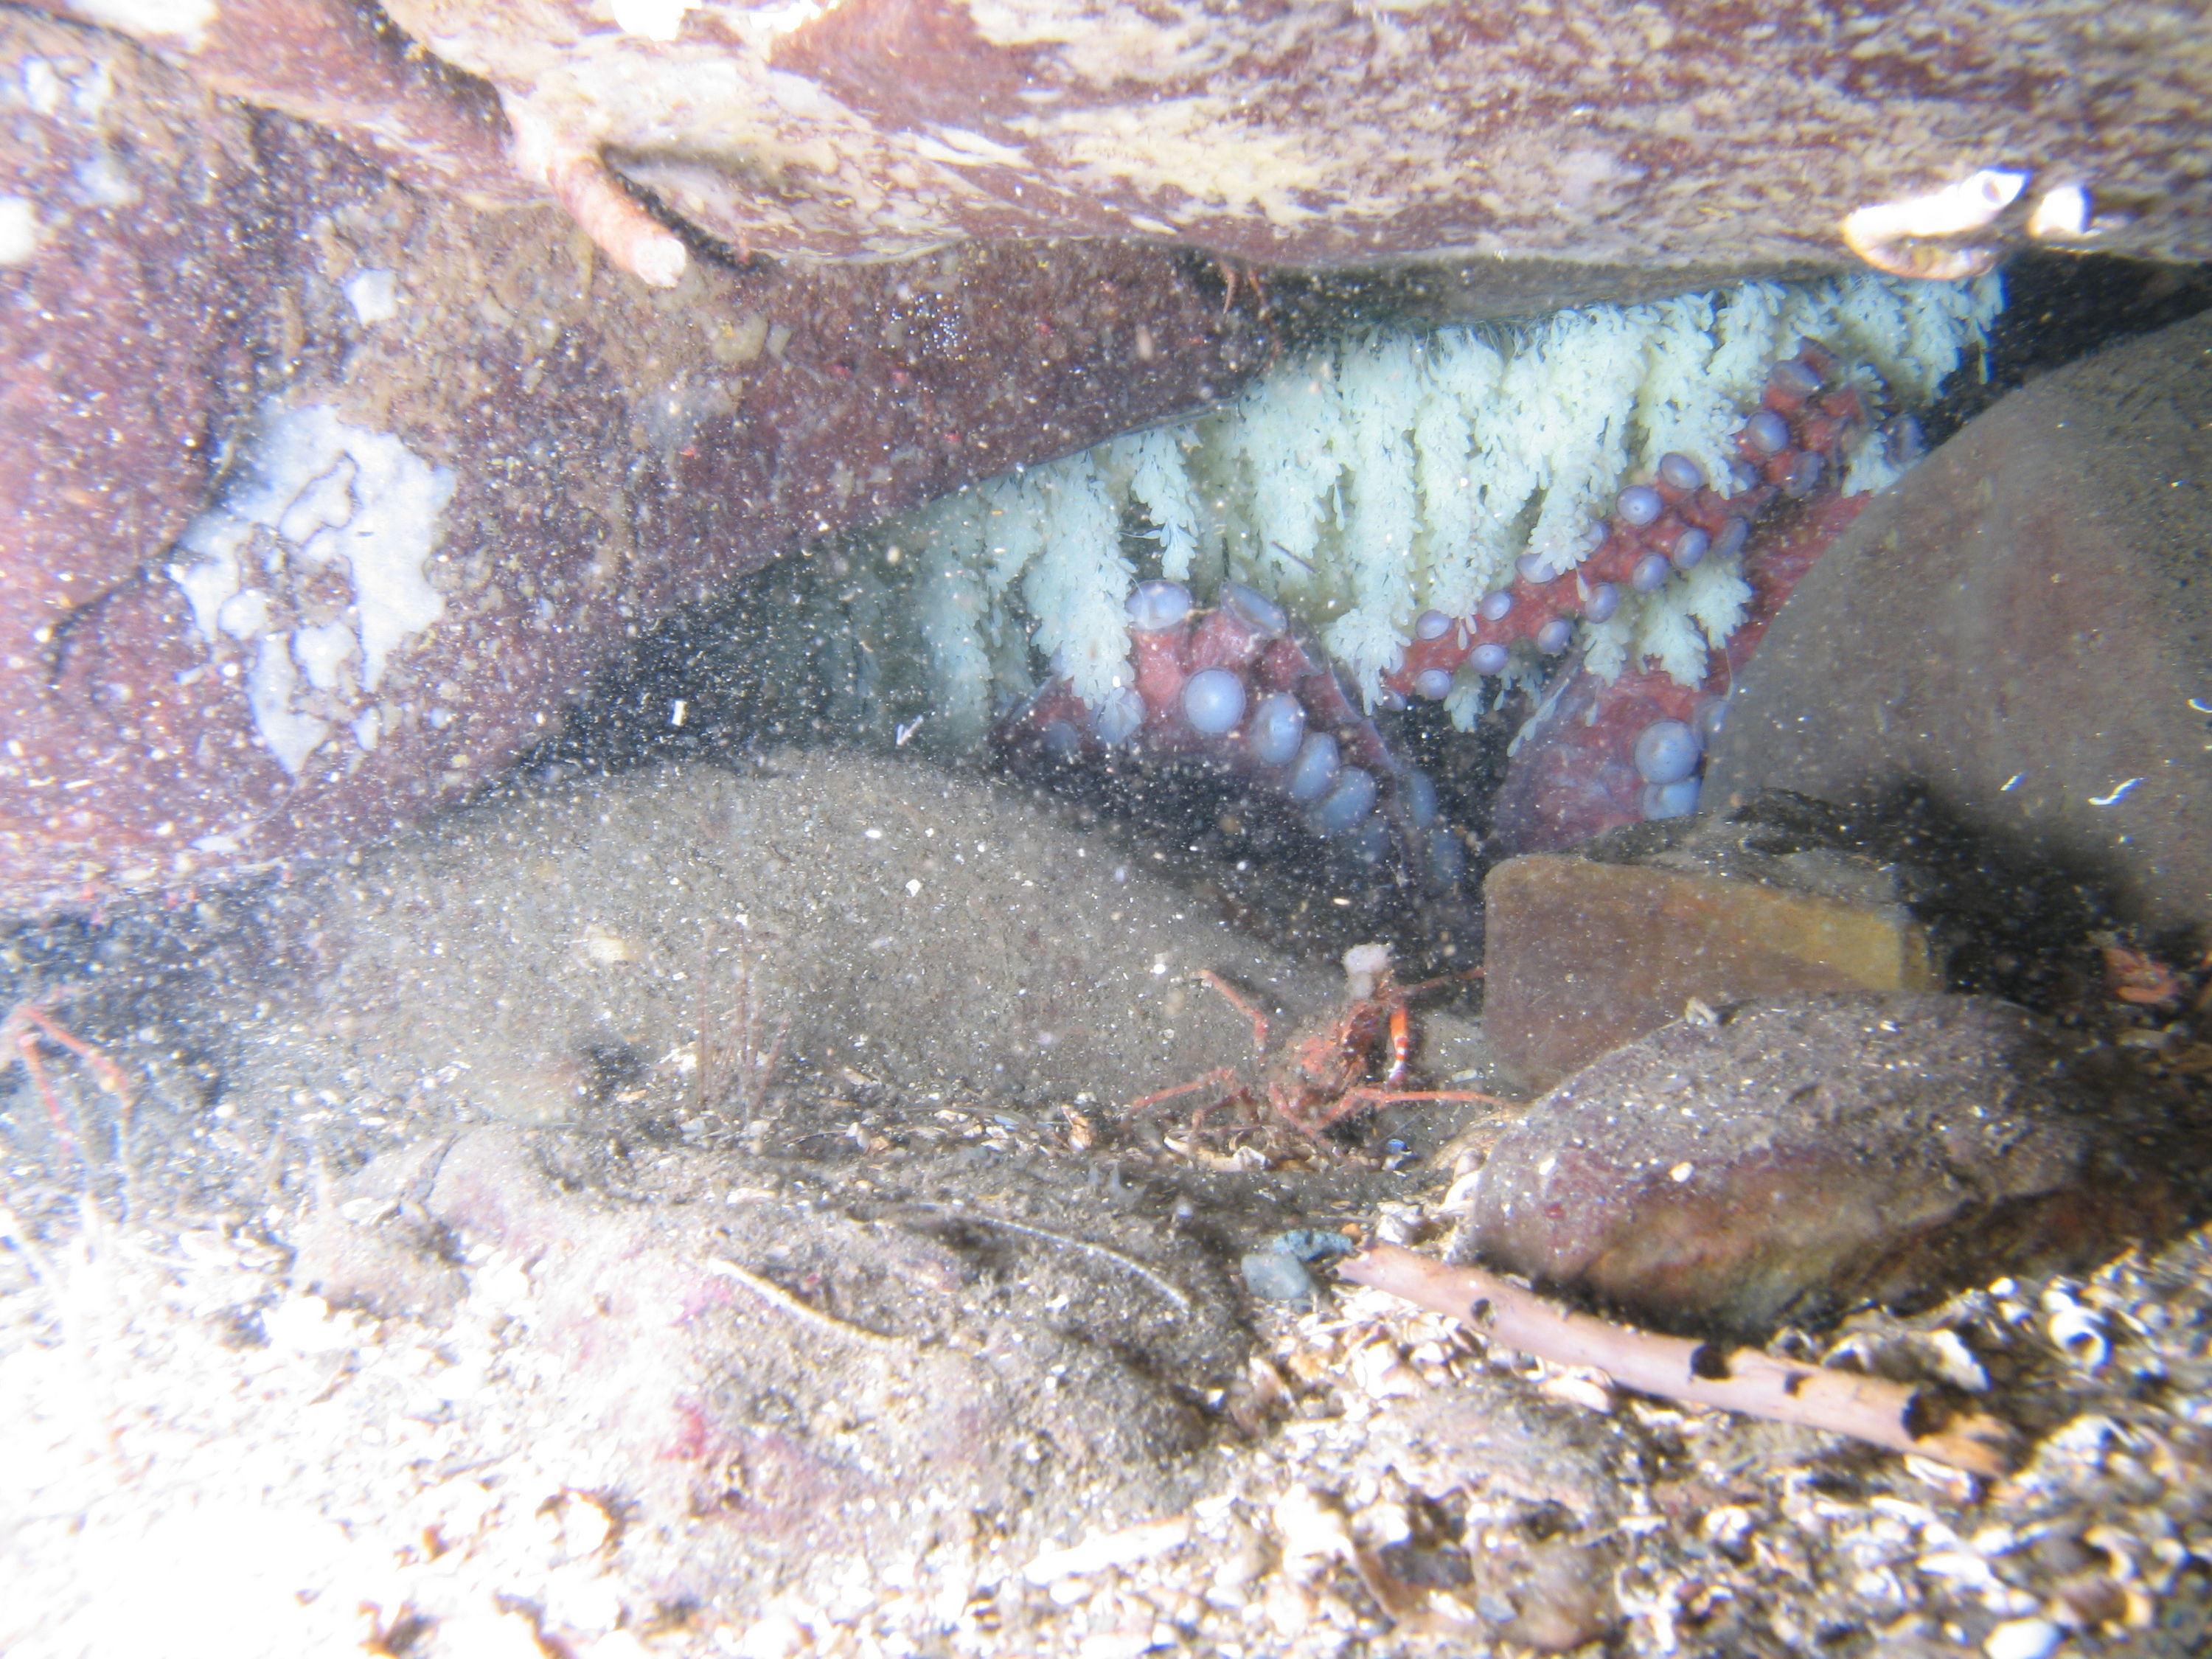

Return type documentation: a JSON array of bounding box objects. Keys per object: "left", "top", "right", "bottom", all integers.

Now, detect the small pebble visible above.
[
  {"left": 1241, "top": 1250, "right": 1321, "bottom": 1301},
  {"left": 560, "top": 1492, "right": 613, "bottom": 1557},
  {"left": 1274, "top": 1228, "right": 1355, "bottom": 1264}
]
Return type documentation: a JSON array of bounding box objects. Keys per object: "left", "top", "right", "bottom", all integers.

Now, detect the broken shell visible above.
[
  {"left": 560, "top": 1491, "right": 614, "bottom": 1558},
  {"left": 1922, "top": 1328, "right": 1992, "bottom": 1393},
  {"left": 1702, "top": 1506, "right": 1755, "bottom": 1552},
  {"left": 1349, "top": 1340, "right": 1424, "bottom": 1400},
  {"left": 574, "top": 922, "right": 638, "bottom": 966},
  {"left": 1022, "top": 1517, "right": 1193, "bottom": 1585},
  {"left": 1983, "top": 1615, "right": 2063, "bottom": 1659},
  {"left": 2027, "top": 182, "right": 2095, "bottom": 241},
  {"left": 1538, "top": 1370, "right": 1616, "bottom": 1414},
  {"left": 1373, "top": 1200, "right": 1425, "bottom": 1246},
  {"left": 2044, "top": 1290, "right": 2109, "bottom": 1369},
  {"left": 1272, "top": 1484, "right": 1356, "bottom": 1573},
  {"left": 1441, "top": 1166, "right": 1486, "bottom": 1212},
  {"left": 1840, "top": 167, "right": 2029, "bottom": 280},
  {"left": 1846, "top": 167, "right": 2029, "bottom": 240},
  {"left": 1353, "top": 1500, "right": 1413, "bottom": 1548}
]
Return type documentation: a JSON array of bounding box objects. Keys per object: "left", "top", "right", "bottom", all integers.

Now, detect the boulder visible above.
[
  {"left": 36, "top": 0, "right": 2212, "bottom": 282},
  {"left": 1453, "top": 993, "right": 2196, "bottom": 1339},
  {"left": 10, "top": 1, "right": 2212, "bottom": 922},
  {"left": 1705, "top": 311, "right": 2212, "bottom": 939},
  {"left": 234, "top": 750, "right": 1340, "bottom": 1129}
]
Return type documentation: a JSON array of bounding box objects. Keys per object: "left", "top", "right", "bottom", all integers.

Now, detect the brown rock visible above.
[
  {"left": 1704, "top": 310, "right": 2212, "bottom": 938},
  {"left": 1453, "top": 993, "right": 2191, "bottom": 1340},
  {"left": 1482, "top": 807, "right": 1939, "bottom": 1091}
]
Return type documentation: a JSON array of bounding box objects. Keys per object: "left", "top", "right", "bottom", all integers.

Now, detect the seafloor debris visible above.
[
  {"left": 1240, "top": 1234, "right": 2212, "bottom": 1657},
  {"left": 5, "top": 1014, "right": 2212, "bottom": 1655},
  {"left": 5, "top": 734, "right": 2210, "bottom": 1653}
]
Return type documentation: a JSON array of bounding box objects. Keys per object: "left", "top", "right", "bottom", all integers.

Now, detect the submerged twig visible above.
[
  {"left": 1337, "top": 1242, "right": 2018, "bottom": 1477},
  {"left": 703, "top": 1257, "right": 917, "bottom": 1354},
  {"left": 905, "top": 1204, "right": 1193, "bottom": 1315}
]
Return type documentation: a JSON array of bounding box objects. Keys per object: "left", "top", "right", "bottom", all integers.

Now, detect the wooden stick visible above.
[
  {"left": 704, "top": 1258, "right": 917, "bottom": 1354},
  {"left": 904, "top": 1205, "right": 1193, "bottom": 1314},
  {"left": 1336, "top": 1242, "right": 2018, "bottom": 1477}
]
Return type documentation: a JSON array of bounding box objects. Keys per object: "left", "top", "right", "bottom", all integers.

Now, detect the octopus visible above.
[{"left": 4, "top": 0, "right": 2208, "bottom": 910}]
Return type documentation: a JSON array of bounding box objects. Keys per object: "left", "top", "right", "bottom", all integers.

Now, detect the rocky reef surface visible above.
[{"left": 4, "top": 6, "right": 2212, "bottom": 1656}]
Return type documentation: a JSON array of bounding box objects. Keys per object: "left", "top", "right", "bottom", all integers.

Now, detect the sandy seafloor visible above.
[{"left": 1, "top": 748, "right": 2208, "bottom": 1659}]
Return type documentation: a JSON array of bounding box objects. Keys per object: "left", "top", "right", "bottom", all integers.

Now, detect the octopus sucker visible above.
[
  {"left": 988, "top": 336, "right": 1887, "bottom": 920},
  {"left": 993, "top": 580, "right": 1470, "bottom": 933}
]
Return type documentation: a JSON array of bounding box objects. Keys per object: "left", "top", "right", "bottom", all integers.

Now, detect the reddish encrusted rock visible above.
[
  {"left": 10, "top": 1, "right": 2211, "bottom": 919},
  {"left": 0, "top": 17, "right": 271, "bottom": 902},
  {"left": 1453, "top": 993, "right": 2194, "bottom": 1340},
  {"left": 0, "top": 10, "right": 1267, "bottom": 914},
  {"left": 38, "top": 0, "right": 2212, "bottom": 281}
]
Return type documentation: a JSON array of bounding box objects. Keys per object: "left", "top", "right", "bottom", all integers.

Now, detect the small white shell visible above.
[
  {"left": 1441, "top": 1166, "right": 1485, "bottom": 1212},
  {"left": 572, "top": 922, "right": 637, "bottom": 966},
  {"left": 1538, "top": 1370, "right": 1615, "bottom": 1414},
  {"left": 2043, "top": 1290, "right": 2109, "bottom": 1370},
  {"left": 1272, "top": 1484, "right": 1356, "bottom": 1571},
  {"left": 1924, "top": 1328, "right": 1992, "bottom": 1393},
  {"left": 1349, "top": 1340, "right": 1424, "bottom": 1400},
  {"left": 2028, "top": 183, "right": 2095, "bottom": 241}
]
